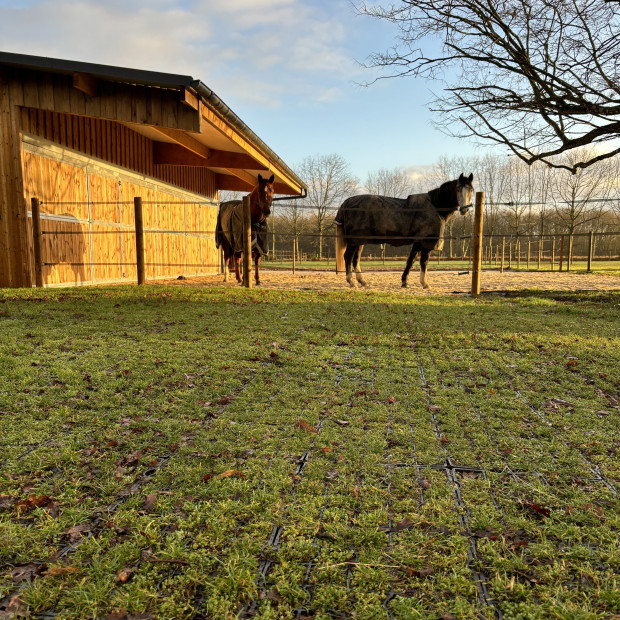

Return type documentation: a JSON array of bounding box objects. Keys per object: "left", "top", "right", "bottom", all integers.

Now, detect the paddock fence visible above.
[{"left": 28, "top": 195, "right": 620, "bottom": 289}]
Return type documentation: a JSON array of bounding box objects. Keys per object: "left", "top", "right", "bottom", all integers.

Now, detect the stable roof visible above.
[{"left": 0, "top": 51, "right": 306, "bottom": 197}]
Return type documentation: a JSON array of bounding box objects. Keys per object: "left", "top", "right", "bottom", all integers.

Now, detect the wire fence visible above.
[{"left": 27, "top": 197, "right": 620, "bottom": 289}]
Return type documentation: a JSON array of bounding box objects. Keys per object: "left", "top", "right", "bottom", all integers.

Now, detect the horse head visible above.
[
  {"left": 457, "top": 173, "right": 474, "bottom": 215},
  {"left": 252, "top": 173, "right": 275, "bottom": 222}
]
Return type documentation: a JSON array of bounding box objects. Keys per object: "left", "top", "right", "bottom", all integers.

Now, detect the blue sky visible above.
[{"left": 0, "top": 0, "right": 488, "bottom": 182}]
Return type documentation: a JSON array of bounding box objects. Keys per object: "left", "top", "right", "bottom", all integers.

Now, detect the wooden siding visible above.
[
  {"left": 10, "top": 68, "right": 200, "bottom": 133},
  {"left": 20, "top": 108, "right": 217, "bottom": 199},
  {"left": 21, "top": 138, "right": 220, "bottom": 287}
]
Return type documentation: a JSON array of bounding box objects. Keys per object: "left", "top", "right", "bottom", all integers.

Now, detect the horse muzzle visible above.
[{"left": 459, "top": 204, "right": 472, "bottom": 215}]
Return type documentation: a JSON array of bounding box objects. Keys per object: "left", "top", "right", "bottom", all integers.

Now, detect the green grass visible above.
[
  {"left": 0, "top": 286, "right": 619, "bottom": 619},
  {"left": 263, "top": 258, "right": 620, "bottom": 276}
]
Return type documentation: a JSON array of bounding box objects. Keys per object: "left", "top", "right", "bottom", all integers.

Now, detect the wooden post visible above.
[
  {"left": 538, "top": 237, "right": 542, "bottom": 270},
  {"left": 31, "top": 198, "right": 44, "bottom": 288},
  {"left": 508, "top": 242, "right": 512, "bottom": 269},
  {"left": 292, "top": 238, "right": 296, "bottom": 275},
  {"left": 471, "top": 192, "right": 484, "bottom": 296},
  {"left": 551, "top": 237, "right": 555, "bottom": 270},
  {"left": 559, "top": 235, "right": 565, "bottom": 272},
  {"left": 527, "top": 239, "right": 531, "bottom": 269},
  {"left": 242, "top": 195, "right": 252, "bottom": 288},
  {"left": 500, "top": 236, "right": 505, "bottom": 273},
  {"left": 587, "top": 231, "right": 593, "bottom": 273},
  {"left": 134, "top": 197, "right": 145, "bottom": 285}
]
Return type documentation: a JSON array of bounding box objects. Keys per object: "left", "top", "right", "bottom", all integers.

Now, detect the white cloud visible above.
[{"left": 0, "top": 0, "right": 362, "bottom": 110}]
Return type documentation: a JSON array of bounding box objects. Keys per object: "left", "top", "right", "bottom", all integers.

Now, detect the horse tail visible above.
[
  {"left": 335, "top": 219, "right": 346, "bottom": 273},
  {"left": 215, "top": 205, "right": 224, "bottom": 249}
]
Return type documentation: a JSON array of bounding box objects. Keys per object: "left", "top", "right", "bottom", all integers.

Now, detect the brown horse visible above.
[{"left": 215, "top": 174, "right": 274, "bottom": 286}]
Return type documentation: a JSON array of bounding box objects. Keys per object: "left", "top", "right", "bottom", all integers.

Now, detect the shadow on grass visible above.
[{"left": 497, "top": 289, "right": 620, "bottom": 305}]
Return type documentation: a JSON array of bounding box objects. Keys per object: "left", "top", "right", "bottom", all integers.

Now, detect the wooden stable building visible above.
[{"left": 0, "top": 52, "right": 306, "bottom": 288}]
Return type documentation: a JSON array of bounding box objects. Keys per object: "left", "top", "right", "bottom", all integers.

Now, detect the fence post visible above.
[
  {"left": 242, "top": 195, "right": 252, "bottom": 288},
  {"left": 292, "top": 238, "right": 296, "bottom": 275},
  {"left": 134, "top": 197, "right": 145, "bottom": 285},
  {"left": 31, "top": 197, "right": 44, "bottom": 288},
  {"left": 500, "top": 237, "right": 505, "bottom": 273},
  {"left": 527, "top": 239, "right": 531, "bottom": 269},
  {"left": 559, "top": 235, "right": 565, "bottom": 272},
  {"left": 587, "top": 231, "right": 593, "bottom": 273},
  {"left": 471, "top": 192, "right": 484, "bottom": 297},
  {"left": 551, "top": 237, "right": 555, "bottom": 270}
]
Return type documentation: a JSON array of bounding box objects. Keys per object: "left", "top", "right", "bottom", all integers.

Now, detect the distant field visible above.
[
  {"left": 263, "top": 258, "right": 620, "bottom": 276},
  {"left": 1, "top": 287, "right": 618, "bottom": 619}
]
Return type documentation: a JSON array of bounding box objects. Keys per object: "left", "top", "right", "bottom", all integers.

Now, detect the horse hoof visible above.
[{"left": 401, "top": 282, "right": 407, "bottom": 288}]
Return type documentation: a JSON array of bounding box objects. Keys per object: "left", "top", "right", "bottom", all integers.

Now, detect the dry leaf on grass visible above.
[{"left": 294, "top": 420, "right": 317, "bottom": 433}]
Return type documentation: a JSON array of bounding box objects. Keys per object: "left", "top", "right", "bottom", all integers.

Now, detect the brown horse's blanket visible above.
[
  {"left": 334, "top": 193, "right": 446, "bottom": 251},
  {"left": 216, "top": 201, "right": 268, "bottom": 255}
]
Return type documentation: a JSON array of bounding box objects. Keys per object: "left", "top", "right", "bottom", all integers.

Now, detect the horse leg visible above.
[
  {"left": 420, "top": 249, "right": 431, "bottom": 289},
  {"left": 344, "top": 245, "right": 357, "bottom": 287},
  {"left": 254, "top": 251, "right": 261, "bottom": 286},
  {"left": 353, "top": 245, "right": 366, "bottom": 286},
  {"left": 234, "top": 252, "right": 242, "bottom": 283},
  {"left": 222, "top": 246, "right": 230, "bottom": 282},
  {"left": 402, "top": 244, "right": 420, "bottom": 288}
]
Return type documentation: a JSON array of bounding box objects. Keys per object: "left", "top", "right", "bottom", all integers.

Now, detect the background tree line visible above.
[{"left": 267, "top": 149, "right": 620, "bottom": 263}]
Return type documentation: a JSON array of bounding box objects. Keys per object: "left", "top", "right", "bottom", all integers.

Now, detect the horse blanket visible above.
[
  {"left": 216, "top": 201, "right": 268, "bottom": 255},
  {"left": 334, "top": 193, "right": 446, "bottom": 251}
]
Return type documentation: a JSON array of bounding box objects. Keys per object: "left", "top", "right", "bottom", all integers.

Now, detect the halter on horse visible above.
[{"left": 216, "top": 174, "right": 275, "bottom": 286}]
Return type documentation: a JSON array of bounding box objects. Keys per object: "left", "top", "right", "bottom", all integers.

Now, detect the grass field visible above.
[
  {"left": 1, "top": 286, "right": 619, "bottom": 619},
  {"left": 262, "top": 259, "right": 620, "bottom": 277}
]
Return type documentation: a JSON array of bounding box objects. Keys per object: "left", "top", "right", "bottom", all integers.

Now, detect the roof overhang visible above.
[{"left": 0, "top": 51, "right": 306, "bottom": 197}]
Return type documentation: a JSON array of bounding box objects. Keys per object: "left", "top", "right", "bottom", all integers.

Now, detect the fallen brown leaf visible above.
[
  {"left": 213, "top": 470, "right": 246, "bottom": 480},
  {"left": 114, "top": 568, "right": 134, "bottom": 584},
  {"left": 143, "top": 493, "right": 157, "bottom": 512},
  {"left": 295, "top": 419, "right": 317, "bottom": 433}
]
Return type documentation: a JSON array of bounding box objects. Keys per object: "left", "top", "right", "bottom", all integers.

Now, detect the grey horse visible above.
[{"left": 335, "top": 174, "right": 474, "bottom": 288}]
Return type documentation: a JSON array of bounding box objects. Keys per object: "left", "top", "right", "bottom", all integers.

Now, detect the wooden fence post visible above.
[
  {"left": 31, "top": 197, "right": 44, "bottom": 288},
  {"left": 587, "top": 231, "right": 593, "bottom": 273},
  {"left": 471, "top": 192, "right": 484, "bottom": 297},
  {"left": 242, "top": 195, "right": 252, "bottom": 288},
  {"left": 500, "top": 236, "right": 505, "bottom": 273},
  {"left": 292, "top": 238, "right": 296, "bottom": 275},
  {"left": 134, "top": 197, "right": 145, "bottom": 285},
  {"left": 551, "top": 237, "right": 555, "bottom": 270},
  {"left": 559, "top": 235, "right": 565, "bottom": 272}
]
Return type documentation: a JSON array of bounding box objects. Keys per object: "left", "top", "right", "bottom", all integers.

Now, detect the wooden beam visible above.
[
  {"left": 181, "top": 87, "right": 199, "bottom": 111},
  {"left": 225, "top": 167, "right": 260, "bottom": 189},
  {"left": 73, "top": 72, "right": 97, "bottom": 97},
  {"left": 153, "top": 142, "right": 259, "bottom": 169},
  {"left": 215, "top": 173, "right": 295, "bottom": 195},
  {"left": 215, "top": 174, "right": 253, "bottom": 192},
  {"left": 151, "top": 126, "right": 210, "bottom": 159},
  {"left": 200, "top": 108, "right": 304, "bottom": 196}
]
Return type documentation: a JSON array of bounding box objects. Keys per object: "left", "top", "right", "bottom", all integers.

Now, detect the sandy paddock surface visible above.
[{"left": 156, "top": 268, "right": 620, "bottom": 295}]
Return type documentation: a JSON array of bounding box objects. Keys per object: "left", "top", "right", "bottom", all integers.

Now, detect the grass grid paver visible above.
[{"left": 0, "top": 286, "right": 618, "bottom": 619}]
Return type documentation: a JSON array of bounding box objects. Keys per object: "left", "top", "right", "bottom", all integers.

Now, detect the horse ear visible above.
[
  {"left": 268, "top": 174, "right": 275, "bottom": 183},
  {"left": 258, "top": 174, "right": 264, "bottom": 183},
  {"left": 468, "top": 173, "right": 473, "bottom": 183},
  {"left": 459, "top": 173, "right": 465, "bottom": 183}
]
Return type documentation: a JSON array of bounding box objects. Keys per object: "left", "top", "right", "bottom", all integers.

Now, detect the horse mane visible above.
[{"left": 428, "top": 179, "right": 458, "bottom": 215}]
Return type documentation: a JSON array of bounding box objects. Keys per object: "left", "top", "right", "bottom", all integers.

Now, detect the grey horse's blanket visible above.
[
  {"left": 334, "top": 193, "right": 445, "bottom": 251},
  {"left": 216, "top": 201, "right": 268, "bottom": 255}
]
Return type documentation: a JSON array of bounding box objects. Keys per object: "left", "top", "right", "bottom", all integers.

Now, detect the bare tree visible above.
[
  {"left": 364, "top": 167, "right": 412, "bottom": 197},
  {"left": 357, "top": 0, "right": 620, "bottom": 173},
  {"left": 550, "top": 148, "right": 615, "bottom": 264},
  {"left": 297, "top": 154, "right": 358, "bottom": 259}
]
